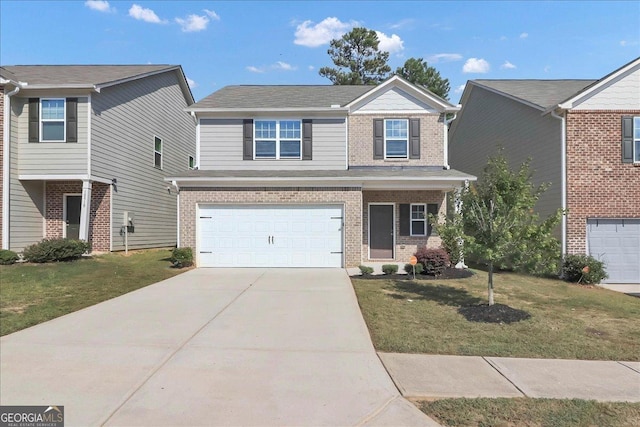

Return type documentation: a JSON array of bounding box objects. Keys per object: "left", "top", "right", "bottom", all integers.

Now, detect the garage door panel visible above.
[{"left": 587, "top": 219, "right": 640, "bottom": 284}]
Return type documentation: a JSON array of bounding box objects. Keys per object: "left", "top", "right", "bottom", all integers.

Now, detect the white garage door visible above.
[
  {"left": 587, "top": 219, "right": 640, "bottom": 284},
  {"left": 198, "top": 205, "right": 343, "bottom": 268}
]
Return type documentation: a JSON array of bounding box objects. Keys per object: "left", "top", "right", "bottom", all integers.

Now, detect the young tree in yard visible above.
[
  {"left": 434, "top": 151, "right": 562, "bottom": 306},
  {"left": 319, "top": 27, "right": 391, "bottom": 85},
  {"left": 395, "top": 58, "right": 451, "bottom": 99}
]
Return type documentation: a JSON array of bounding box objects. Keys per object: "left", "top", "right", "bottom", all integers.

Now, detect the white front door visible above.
[{"left": 198, "top": 205, "right": 343, "bottom": 268}]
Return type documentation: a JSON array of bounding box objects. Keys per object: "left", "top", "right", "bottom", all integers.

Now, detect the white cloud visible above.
[
  {"left": 389, "top": 18, "right": 414, "bottom": 30},
  {"left": 544, "top": 65, "right": 551, "bottom": 73},
  {"left": 501, "top": 60, "right": 516, "bottom": 70},
  {"left": 454, "top": 84, "right": 466, "bottom": 94},
  {"left": 246, "top": 66, "right": 265, "bottom": 73},
  {"left": 85, "top": 0, "right": 112, "bottom": 12},
  {"left": 499, "top": 36, "right": 507, "bottom": 41},
  {"left": 620, "top": 40, "right": 639, "bottom": 47},
  {"left": 176, "top": 14, "right": 209, "bottom": 32},
  {"left": 520, "top": 32, "right": 529, "bottom": 39},
  {"left": 204, "top": 9, "right": 220, "bottom": 21},
  {"left": 274, "top": 61, "right": 297, "bottom": 71},
  {"left": 129, "top": 4, "right": 166, "bottom": 24},
  {"left": 186, "top": 77, "right": 198, "bottom": 88},
  {"left": 463, "top": 58, "right": 490, "bottom": 73},
  {"left": 294, "top": 17, "right": 356, "bottom": 47},
  {"left": 308, "top": 65, "right": 315, "bottom": 71},
  {"left": 375, "top": 31, "right": 404, "bottom": 54},
  {"left": 427, "top": 53, "right": 463, "bottom": 63}
]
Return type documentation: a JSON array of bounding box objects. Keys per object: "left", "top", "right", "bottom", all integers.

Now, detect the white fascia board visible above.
[
  {"left": 186, "top": 107, "right": 349, "bottom": 115},
  {"left": 166, "top": 175, "right": 477, "bottom": 186},
  {"left": 19, "top": 84, "right": 97, "bottom": 91},
  {"left": 19, "top": 174, "right": 112, "bottom": 184}
]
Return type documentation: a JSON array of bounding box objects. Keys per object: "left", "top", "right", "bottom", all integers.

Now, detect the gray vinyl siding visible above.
[
  {"left": 449, "top": 86, "right": 562, "bottom": 227},
  {"left": 199, "top": 118, "right": 346, "bottom": 170},
  {"left": 91, "top": 71, "right": 195, "bottom": 251},
  {"left": 17, "top": 97, "right": 88, "bottom": 175},
  {"left": 8, "top": 98, "right": 44, "bottom": 251}
]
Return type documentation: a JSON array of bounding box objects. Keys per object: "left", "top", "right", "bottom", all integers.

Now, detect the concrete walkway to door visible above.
[{"left": 0, "top": 269, "right": 436, "bottom": 426}]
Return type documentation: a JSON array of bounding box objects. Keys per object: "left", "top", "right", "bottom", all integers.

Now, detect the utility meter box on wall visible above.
[{"left": 123, "top": 211, "right": 135, "bottom": 233}]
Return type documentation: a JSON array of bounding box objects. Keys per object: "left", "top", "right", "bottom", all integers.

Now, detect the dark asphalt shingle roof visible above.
[
  {"left": 0, "top": 65, "right": 178, "bottom": 86},
  {"left": 190, "top": 85, "right": 374, "bottom": 109},
  {"left": 473, "top": 79, "right": 597, "bottom": 109}
]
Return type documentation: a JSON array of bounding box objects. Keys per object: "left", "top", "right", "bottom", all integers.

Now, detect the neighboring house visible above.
[
  {"left": 0, "top": 65, "right": 196, "bottom": 252},
  {"left": 449, "top": 57, "right": 640, "bottom": 283},
  {"left": 166, "top": 76, "right": 476, "bottom": 268}
]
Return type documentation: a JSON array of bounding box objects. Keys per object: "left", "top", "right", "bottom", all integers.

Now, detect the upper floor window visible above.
[
  {"left": 254, "top": 120, "right": 301, "bottom": 159},
  {"left": 622, "top": 116, "right": 640, "bottom": 164},
  {"left": 41, "top": 99, "right": 65, "bottom": 142},
  {"left": 188, "top": 155, "right": 195, "bottom": 169},
  {"left": 385, "top": 119, "right": 408, "bottom": 159},
  {"left": 154, "top": 136, "right": 163, "bottom": 169},
  {"left": 634, "top": 117, "right": 640, "bottom": 163}
]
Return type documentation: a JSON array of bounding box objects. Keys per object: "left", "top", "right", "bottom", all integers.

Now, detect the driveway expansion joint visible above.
[{"left": 617, "top": 361, "right": 640, "bottom": 374}]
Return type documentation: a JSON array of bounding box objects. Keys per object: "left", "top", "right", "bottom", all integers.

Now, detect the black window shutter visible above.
[
  {"left": 243, "top": 119, "right": 253, "bottom": 160},
  {"left": 399, "top": 204, "right": 410, "bottom": 236},
  {"left": 28, "top": 98, "right": 39, "bottom": 143},
  {"left": 427, "top": 203, "right": 439, "bottom": 235},
  {"left": 66, "top": 98, "right": 78, "bottom": 143},
  {"left": 409, "top": 118, "right": 420, "bottom": 159},
  {"left": 622, "top": 116, "right": 633, "bottom": 163},
  {"left": 302, "top": 119, "right": 312, "bottom": 160},
  {"left": 373, "top": 119, "right": 384, "bottom": 159}
]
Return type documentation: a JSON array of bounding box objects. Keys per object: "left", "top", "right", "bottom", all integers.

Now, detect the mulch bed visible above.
[
  {"left": 355, "top": 267, "right": 475, "bottom": 281},
  {"left": 458, "top": 303, "right": 532, "bottom": 324}
]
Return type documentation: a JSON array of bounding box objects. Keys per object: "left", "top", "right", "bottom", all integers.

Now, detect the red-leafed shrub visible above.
[{"left": 414, "top": 247, "right": 450, "bottom": 276}]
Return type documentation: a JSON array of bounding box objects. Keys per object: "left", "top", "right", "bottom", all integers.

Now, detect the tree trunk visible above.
[{"left": 488, "top": 262, "right": 495, "bottom": 306}]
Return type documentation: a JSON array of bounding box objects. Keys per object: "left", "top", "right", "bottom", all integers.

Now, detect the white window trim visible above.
[
  {"left": 40, "top": 98, "right": 66, "bottom": 142},
  {"left": 188, "top": 155, "right": 195, "bottom": 170},
  {"left": 634, "top": 117, "right": 640, "bottom": 164},
  {"left": 253, "top": 119, "right": 302, "bottom": 160},
  {"left": 410, "top": 203, "right": 427, "bottom": 236},
  {"left": 154, "top": 136, "right": 163, "bottom": 169},
  {"left": 384, "top": 118, "right": 409, "bottom": 160}
]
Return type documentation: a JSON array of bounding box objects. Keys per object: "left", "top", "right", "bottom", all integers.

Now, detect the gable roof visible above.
[
  {"left": 472, "top": 79, "right": 596, "bottom": 110},
  {"left": 0, "top": 65, "right": 194, "bottom": 104}
]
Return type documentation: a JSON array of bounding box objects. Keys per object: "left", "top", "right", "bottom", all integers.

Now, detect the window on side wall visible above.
[
  {"left": 254, "top": 120, "right": 301, "bottom": 159},
  {"left": 635, "top": 117, "right": 640, "bottom": 163},
  {"left": 384, "top": 119, "right": 408, "bottom": 159},
  {"left": 188, "top": 155, "right": 195, "bottom": 169},
  {"left": 154, "top": 136, "right": 163, "bottom": 169},
  {"left": 41, "top": 99, "right": 65, "bottom": 142}
]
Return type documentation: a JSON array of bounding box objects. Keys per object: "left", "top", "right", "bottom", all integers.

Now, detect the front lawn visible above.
[
  {"left": 0, "top": 249, "right": 188, "bottom": 336},
  {"left": 418, "top": 398, "right": 640, "bottom": 427},
  {"left": 352, "top": 270, "right": 640, "bottom": 360}
]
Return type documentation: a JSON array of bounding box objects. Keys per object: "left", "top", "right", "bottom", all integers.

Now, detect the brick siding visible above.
[
  {"left": 0, "top": 85, "right": 4, "bottom": 247},
  {"left": 45, "top": 181, "right": 111, "bottom": 251},
  {"left": 363, "top": 190, "right": 445, "bottom": 262},
  {"left": 565, "top": 110, "right": 640, "bottom": 254},
  {"left": 348, "top": 113, "right": 445, "bottom": 166},
  {"left": 179, "top": 187, "right": 363, "bottom": 267}
]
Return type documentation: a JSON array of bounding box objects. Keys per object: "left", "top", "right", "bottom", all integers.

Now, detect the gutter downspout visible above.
[
  {"left": 443, "top": 112, "right": 458, "bottom": 170},
  {"left": 172, "top": 180, "right": 180, "bottom": 247},
  {"left": 551, "top": 109, "right": 567, "bottom": 256},
  {"left": 3, "top": 86, "right": 20, "bottom": 249}
]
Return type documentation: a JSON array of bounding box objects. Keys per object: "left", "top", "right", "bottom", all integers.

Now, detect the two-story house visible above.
[
  {"left": 167, "top": 76, "right": 476, "bottom": 268},
  {"left": 449, "top": 57, "right": 640, "bottom": 283},
  {"left": 1, "top": 65, "right": 196, "bottom": 252}
]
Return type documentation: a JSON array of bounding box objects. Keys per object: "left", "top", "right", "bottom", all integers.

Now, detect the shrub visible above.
[
  {"left": 358, "top": 265, "right": 374, "bottom": 276},
  {"left": 170, "top": 247, "right": 193, "bottom": 268},
  {"left": 22, "top": 238, "right": 90, "bottom": 263},
  {"left": 381, "top": 264, "right": 398, "bottom": 275},
  {"left": 561, "top": 254, "right": 608, "bottom": 285},
  {"left": 415, "top": 247, "right": 450, "bottom": 276},
  {"left": 0, "top": 249, "right": 19, "bottom": 265},
  {"left": 404, "top": 263, "right": 424, "bottom": 275}
]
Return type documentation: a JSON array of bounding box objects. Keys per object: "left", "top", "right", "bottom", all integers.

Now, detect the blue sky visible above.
[{"left": 1, "top": 1, "right": 639, "bottom": 102}]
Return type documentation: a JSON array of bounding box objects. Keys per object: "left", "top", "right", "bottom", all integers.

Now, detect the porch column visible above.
[
  {"left": 455, "top": 180, "right": 468, "bottom": 269},
  {"left": 78, "top": 180, "right": 92, "bottom": 242}
]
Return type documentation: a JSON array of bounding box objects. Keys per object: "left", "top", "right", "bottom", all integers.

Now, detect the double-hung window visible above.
[
  {"left": 384, "top": 119, "right": 408, "bottom": 159},
  {"left": 410, "top": 204, "right": 427, "bottom": 236},
  {"left": 41, "top": 99, "right": 65, "bottom": 142},
  {"left": 254, "top": 120, "right": 301, "bottom": 159},
  {"left": 188, "top": 155, "right": 195, "bottom": 169},
  {"left": 634, "top": 117, "right": 640, "bottom": 163},
  {"left": 154, "top": 137, "right": 163, "bottom": 169}
]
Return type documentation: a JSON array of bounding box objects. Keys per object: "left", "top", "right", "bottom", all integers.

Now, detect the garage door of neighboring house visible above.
[
  {"left": 587, "top": 219, "right": 640, "bottom": 284},
  {"left": 198, "top": 205, "right": 343, "bottom": 268}
]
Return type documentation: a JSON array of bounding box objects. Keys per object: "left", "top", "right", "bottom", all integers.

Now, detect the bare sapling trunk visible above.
[{"left": 488, "top": 262, "right": 495, "bottom": 306}]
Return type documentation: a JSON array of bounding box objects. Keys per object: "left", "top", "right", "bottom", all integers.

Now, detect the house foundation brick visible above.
[
  {"left": 565, "top": 110, "right": 640, "bottom": 254},
  {"left": 179, "top": 187, "right": 363, "bottom": 267}
]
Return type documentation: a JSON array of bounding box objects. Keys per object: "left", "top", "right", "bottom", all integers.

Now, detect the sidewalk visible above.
[{"left": 379, "top": 353, "right": 640, "bottom": 402}]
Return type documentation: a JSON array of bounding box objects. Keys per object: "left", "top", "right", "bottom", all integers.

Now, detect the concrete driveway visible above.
[{"left": 0, "top": 269, "right": 434, "bottom": 426}]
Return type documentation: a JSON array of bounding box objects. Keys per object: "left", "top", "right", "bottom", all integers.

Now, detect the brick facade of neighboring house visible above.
[
  {"left": 348, "top": 114, "right": 445, "bottom": 166},
  {"left": 0, "top": 85, "right": 4, "bottom": 247},
  {"left": 45, "top": 182, "right": 111, "bottom": 251},
  {"left": 565, "top": 110, "right": 640, "bottom": 254}
]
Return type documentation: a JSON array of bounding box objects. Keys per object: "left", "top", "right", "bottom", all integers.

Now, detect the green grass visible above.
[
  {"left": 352, "top": 271, "right": 640, "bottom": 360},
  {"left": 0, "top": 249, "right": 188, "bottom": 336},
  {"left": 418, "top": 398, "right": 640, "bottom": 427}
]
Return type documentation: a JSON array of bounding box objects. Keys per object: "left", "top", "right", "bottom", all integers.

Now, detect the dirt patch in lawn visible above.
[
  {"left": 458, "top": 303, "right": 532, "bottom": 324},
  {"left": 355, "top": 268, "right": 475, "bottom": 281}
]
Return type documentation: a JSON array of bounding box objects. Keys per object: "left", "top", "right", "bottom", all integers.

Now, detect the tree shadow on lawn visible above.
[{"left": 392, "top": 281, "right": 484, "bottom": 307}]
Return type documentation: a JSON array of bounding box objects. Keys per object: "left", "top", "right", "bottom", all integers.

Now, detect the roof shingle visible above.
[
  {"left": 0, "top": 65, "right": 178, "bottom": 86},
  {"left": 473, "top": 79, "right": 597, "bottom": 109}
]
